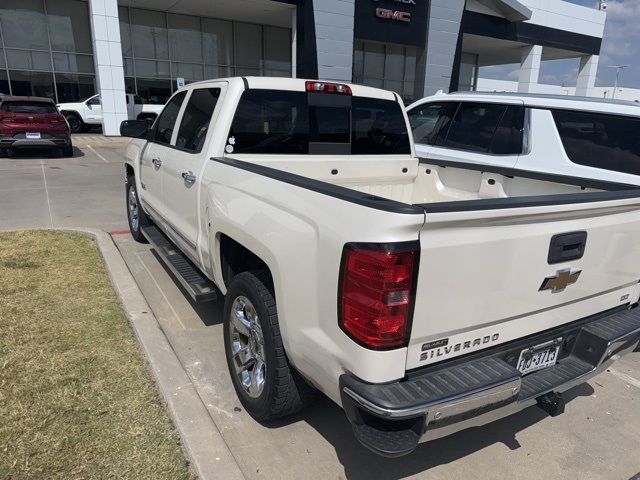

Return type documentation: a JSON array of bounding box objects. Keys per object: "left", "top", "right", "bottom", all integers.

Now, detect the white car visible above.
[
  {"left": 121, "top": 77, "right": 640, "bottom": 457},
  {"left": 407, "top": 91, "right": 640, "bottom": 185},
  {"left": 57, "top": 94, "right": 164, "bottom": 133}
]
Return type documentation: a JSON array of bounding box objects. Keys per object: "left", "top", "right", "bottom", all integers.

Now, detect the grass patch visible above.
[{"left": 0, "top": 231, "right": 192, "bottom": 480}]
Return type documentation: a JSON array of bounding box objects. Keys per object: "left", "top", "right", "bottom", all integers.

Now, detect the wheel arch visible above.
[{"left": 218, "top": 233, "right": 274, "bottom": 293}]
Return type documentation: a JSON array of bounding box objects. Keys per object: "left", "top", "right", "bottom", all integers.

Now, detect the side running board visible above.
[{"left": 141, "top": 225, "right": 218, "bottom": 303}]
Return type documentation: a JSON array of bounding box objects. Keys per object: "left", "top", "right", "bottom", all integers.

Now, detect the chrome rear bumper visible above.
[{"left": 340, "top": 306, "right": 640, "bottom": 457}]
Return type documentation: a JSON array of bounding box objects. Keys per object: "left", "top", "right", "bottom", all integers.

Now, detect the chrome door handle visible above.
[
  {"left": 152, "top": 158, "right": 162, "bottom": 168},
  {"left": 182, "top": 171, "right": 196, "bottom": 184}
]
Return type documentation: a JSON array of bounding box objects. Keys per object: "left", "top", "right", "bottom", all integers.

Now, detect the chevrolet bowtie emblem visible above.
[{"left": 539, "top": 269, "right": 582, "bottom": 294}]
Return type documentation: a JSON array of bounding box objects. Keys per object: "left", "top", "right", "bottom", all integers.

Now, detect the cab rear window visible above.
[
  {"left": 1, "top": 102, "right": 57, "bottom": 114},
  {"left": 228, "top": 90, "right": 410, "bottom": 155},
  {"left": 552, "top": 109, "right": 640, "bottom": 175}
]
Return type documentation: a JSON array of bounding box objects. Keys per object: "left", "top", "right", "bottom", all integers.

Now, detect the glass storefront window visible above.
[
  {"left": 125, "top": 77, "right": 136, "bottom": 95},
  {"left": 119, "top": 6, "right": 292, "bottom": 101},
  {"left": 169, "top": 14, "right": 202, "bottom": 64},
  {"left": 353, "top": 40, "right": 423, "bottom": 103},
  {"left": 136, "top": 78, "right": 172, "bottom": 105},
  {"left": 52, "top": 53, "right": 94, "bottom": 74},
  {"left": 173, "top": 62, "right": 203, "bottom": 82},
  {"left": 204, "top": 65, "right": 233, "bottom": 79},
  {"left": 235, "top": 23, "right": 262, "bottom": 70},
  {"left": 55, "top": 73, "right": 95, "bottom": 102},
  {"left": 8, "top": 70, "right": 55, "bottom": 98},
  {"left": 46, "top": 0, "right": 92, "bottom": 54},
  {"left": 0, "top": 0, "right": 48, "bottom": 50},
  {"left": 119, "top": 6, "right": 133, "bottom": 58},
  {"left": 5, "top": 49, "right": 52, "bottom": 71},
  {"left": 264, "top": 26, "right": 291, "bottom": 77},
  {"left": 130, "top": 8, "right": 169, "bottom": 60},
  {"left": 134, "top": 59, "right": 171, "bottom": 78},
  {"left": 0, "top": 0, "right": 96, "bottom": 102},
  {"left": 0, "top": 70, "right": 9, "bottom": 94},
  {"left": 202, "top": 18, "right": 233, "bottom": 67}
]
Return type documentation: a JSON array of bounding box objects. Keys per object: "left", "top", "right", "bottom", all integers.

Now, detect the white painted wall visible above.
[
  {"left": 519, "top": 0, "right": 606, "bottom": 38},
  {"left": 467, "top": 0, "right": 606, "bottom": 38}
]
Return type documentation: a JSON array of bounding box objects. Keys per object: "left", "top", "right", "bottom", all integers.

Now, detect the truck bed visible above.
[{"left": 229, "top": 155, "right": 632, "bottom": 209}]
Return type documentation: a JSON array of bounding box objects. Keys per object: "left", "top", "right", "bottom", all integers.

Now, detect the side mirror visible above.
[{"left": 120, "top": 119, "right": 150, "bottom": 139}]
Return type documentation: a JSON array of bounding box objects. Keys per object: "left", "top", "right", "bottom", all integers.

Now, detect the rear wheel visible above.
[
  {"left": 126, "top": 176, "right": 149, "bottom": 243},
  {"left": 65, "top": 113, "right": 84, "bottom": 134},
  {"left": 223, "top": 271, "right": 316, "bottom": 422},
  {"left": 0, "top": 148, "right": 8, "bottom": 158},
  {"left": 62, "top": 143, "right": 73, "bottom": 157}
]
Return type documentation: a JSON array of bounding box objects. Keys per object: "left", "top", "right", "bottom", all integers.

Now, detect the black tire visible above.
[
  {"left": 62, "top": 143, "right": 73, "bottom": 157},
  {"left": 223, "top": 271, "right": 316, "bottom": 422},
  {"left": 0, "top": 147, "right": 7, "bottom": 158},
  {"left": 126, "top": 176, "right": 149, "bottom": 243},
  {"left": 65, "top": 113, "right": 84, "bottom": 134}
]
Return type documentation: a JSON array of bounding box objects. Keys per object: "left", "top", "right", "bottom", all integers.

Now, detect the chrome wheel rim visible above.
[
  {"left": 128, "top": 187, "right": 139, "bottom": 232},
  {"left": 228, "top": 296, "right": 266, "bottom": 398}
]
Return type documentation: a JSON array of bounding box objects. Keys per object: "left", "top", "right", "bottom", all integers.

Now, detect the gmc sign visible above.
[{"left": 375, "top": 8, "right": 411, "bottom": 22}]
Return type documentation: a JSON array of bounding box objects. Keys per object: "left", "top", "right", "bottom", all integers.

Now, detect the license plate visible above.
[
  {"left": 26, "top": 132, "right": 41, "bottom": 139},
  {"left": 517, "top": 338, "right": 562, "bottom": 375}
]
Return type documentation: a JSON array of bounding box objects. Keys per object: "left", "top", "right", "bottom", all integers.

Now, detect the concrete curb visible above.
[{"left": 72, "top": 228, "right": 245, "bottom": 480}]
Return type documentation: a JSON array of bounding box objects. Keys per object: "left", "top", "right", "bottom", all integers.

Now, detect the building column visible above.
[
  {"left": 88, "top": 0, "right": 127, "bottom": 136},
  {"left": 518, "top": 45, "right": 542, "bottom": 93},
  {"left": 423, "top": 0, "right": 466, "bottom": 97},
  {"left": 575, "top": 55, "right": 598, "bottom": 97},
  {"left": 312, "top": 0, "right": 355, "bottom": 82}
]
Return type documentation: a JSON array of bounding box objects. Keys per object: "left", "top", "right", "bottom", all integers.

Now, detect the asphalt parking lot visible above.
[
  {"left": 0, "top": 134, "right": 128, "bottom": 232},
  {"left": 2, "top": 140, "right": 640, "bottom": 479}
]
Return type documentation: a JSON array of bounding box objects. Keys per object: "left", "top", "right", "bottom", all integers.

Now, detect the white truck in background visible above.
[
  {"left": 120, "top": 77, "right": 640, "bottom": 457},
  {"left": 57, "top": 93, "right": 163, "bottom": 133}
]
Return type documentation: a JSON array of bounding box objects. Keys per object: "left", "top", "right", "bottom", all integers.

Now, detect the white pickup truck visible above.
[
  {"left": 121, "top": 77, "right": 640, "bottom": 457},
  {"left": 57, "top": 94, "right": 163, "bottom": 133}
]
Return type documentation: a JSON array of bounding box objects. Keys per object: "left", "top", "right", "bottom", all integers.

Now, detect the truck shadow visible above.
[{"left": 280, "top": 382, "right": 594, "bottom": 479}]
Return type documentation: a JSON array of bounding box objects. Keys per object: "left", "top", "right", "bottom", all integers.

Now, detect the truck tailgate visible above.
[{"left": 407, "top": 198, "right": 640, "bottom": 370}]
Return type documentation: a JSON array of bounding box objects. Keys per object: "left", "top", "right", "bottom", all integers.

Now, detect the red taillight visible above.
[
  {"left": 339, "top": 243, "right": 418, "bottom": 350},
  {"left": 306, "top": 81, "right": 352, "bottom": 95}
]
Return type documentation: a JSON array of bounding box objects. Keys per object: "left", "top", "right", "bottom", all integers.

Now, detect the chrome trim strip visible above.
[{"left": 343, "top": 375, "right": 521, "bottom": 419}]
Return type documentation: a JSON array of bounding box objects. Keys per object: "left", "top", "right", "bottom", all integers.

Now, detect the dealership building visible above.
[{"left": 0, "top": 0, "right": 606, "bottom": 135}]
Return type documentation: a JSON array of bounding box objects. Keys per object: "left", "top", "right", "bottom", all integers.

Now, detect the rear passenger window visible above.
[
  {"left": 176, "top": 88, "right": 221, "bottom": 153},
  {"left": 408, "top": 103, "right": 456, "bottom": 146},
  {"left": 444, "top": 102, "right": 507, "bottom": 153},
  {"left": 154, "top": 91, "right": 187, "bottom": 145},
  {"left": 552, "top": 110, "right": 640, "bottom": 175},
  {"left": 490, "top": 105, "right": 524, "bottom": 155}
]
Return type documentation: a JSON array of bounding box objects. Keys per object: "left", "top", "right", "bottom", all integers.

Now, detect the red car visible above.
[{"left": 0, "top": 96, "right": 73, "bottom": 158}]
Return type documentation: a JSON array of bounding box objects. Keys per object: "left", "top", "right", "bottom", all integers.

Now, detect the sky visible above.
[{"left": 480, "top": 0, "right": 640, "bottom": 88}]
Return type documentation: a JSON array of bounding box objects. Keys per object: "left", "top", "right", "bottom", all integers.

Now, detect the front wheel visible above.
[
  {"left": 223, "top": 271, "right": 316, "bottom": 422},
  {"left": 126, "top": 176, "right": 149, "bottom": 243},
  {"left": 65, "top": 113, "right": 84, "bottom": 134},
  {"left": 0, "top": 148, "right": 8, "bottom": 158}
]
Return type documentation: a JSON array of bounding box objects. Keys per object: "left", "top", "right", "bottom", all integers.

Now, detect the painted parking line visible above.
[
  {"left": 86, "top": 144, "right": 109, "bottom": 163},
  {"left": 608, "top": 368, "right": 640, "bottom": 390},
  {"left": 40, "top": 161, "right": 54, "bottom": 229}
]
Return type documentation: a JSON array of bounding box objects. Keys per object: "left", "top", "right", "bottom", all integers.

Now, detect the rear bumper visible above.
[
  {"left": 340, "top": 306, "right": 640, "bottom": 457},
  {"left": 1, "top": 136, "right": 70, "bottom": 149}
]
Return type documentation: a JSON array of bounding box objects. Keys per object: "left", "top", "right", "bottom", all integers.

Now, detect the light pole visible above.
[{"left": 608, "top": 65, "right": 628, "bottom": 99}]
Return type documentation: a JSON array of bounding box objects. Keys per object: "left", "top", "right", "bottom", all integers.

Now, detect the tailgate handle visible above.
[{"left": 548, "top": 231, "right": 587, "bottom": 264}]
